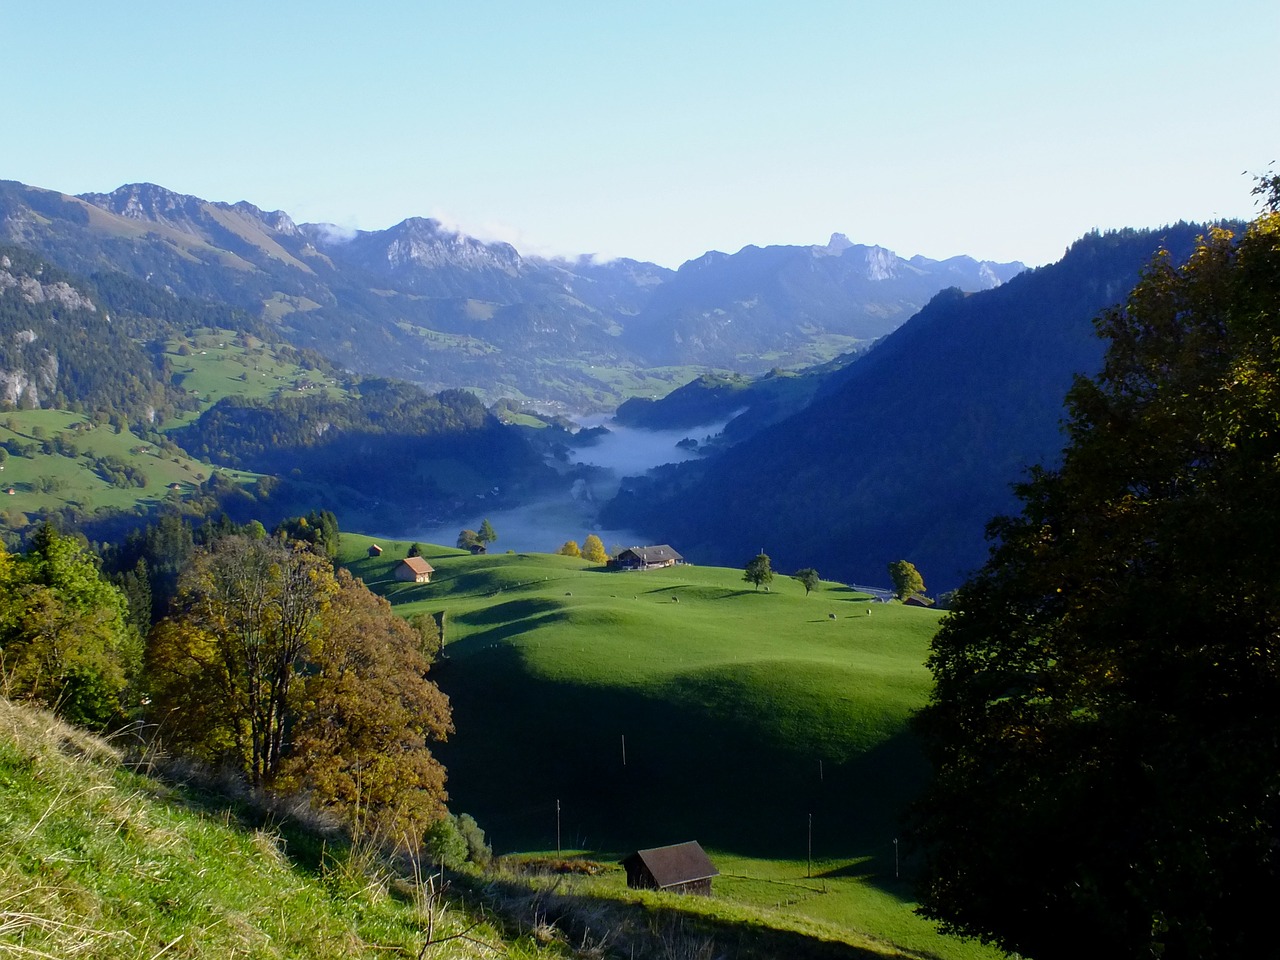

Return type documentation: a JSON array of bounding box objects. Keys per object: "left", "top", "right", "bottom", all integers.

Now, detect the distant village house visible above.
[
  {"left": 611, "top": 545, "right": 684, "bottom": 571},
  {"left": 395, "top": 556, "right": 434, "bottom": 584},
  {"left": 622, "top": 841, "right": 718, "bottom": 895}
]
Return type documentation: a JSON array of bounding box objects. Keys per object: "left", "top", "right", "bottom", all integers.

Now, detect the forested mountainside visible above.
[
  {"left": 602, "top": 223, "right": 1213, "bottom": 590},
  {"left": 0, "top": 180, "right": 1022, "bottom": 407},
  {"left": 0, "top": 245, "right": 550, "bottom": 541}
]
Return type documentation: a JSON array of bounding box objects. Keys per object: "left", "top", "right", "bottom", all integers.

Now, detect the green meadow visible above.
[
  {"left": 340, "top": 535, "right": 1002, "bottom": 959},
  {"left": 163, "top": 328, "right": 351, "bottom": 426},
  {"left": 0, "top": 329, "right": 339, "bottom": 523},
  {"left": 0, "top": 409, "right": 257, "bottom": 521}
]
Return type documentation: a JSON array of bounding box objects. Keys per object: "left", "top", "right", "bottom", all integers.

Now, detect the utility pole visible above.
[
  {"left": 807, "top": 813, "right": 813, "bottom": 879},
  {"left": 894, "top": 837, "right": 899, "bottom": 880},
  {"left": 556, "top": 799, "right": 561, "bottom": 858},
  {"left": 621, "top": 734, "right": 626, "bottom": 767}
]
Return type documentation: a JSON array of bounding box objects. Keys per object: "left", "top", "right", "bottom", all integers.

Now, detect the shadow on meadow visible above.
[{"left": 436, "top": 646, "right": 928, "bottom": 875}]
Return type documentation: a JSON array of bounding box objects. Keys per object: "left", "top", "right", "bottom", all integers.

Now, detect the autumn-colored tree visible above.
[
  {"left": 144, "top": 617, "right": 242, "bottom": 762},
  {"left": 887, "top": 560, "right": 925, "bottom": 600},
  {"left": 154, "top": 535, "right": 338, "bottom": 785},
  {"left": 278, "top": 569, "right": 452, "bottom": 848},
  {"left": 582, "top": 534, "right": 608, "bottom": 564},
  {"left": 558, "top": 539, "right": 581, "bottom": 558}
]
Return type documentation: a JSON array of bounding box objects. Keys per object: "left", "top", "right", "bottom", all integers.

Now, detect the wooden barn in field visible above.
[
  {"left": 611, "top": 545, "right": 684, "bottom": 571},
  {"left": 621, "top": 841, "right": 718, "bottom": 895},
  {"left": 367, "top": 543, "right": 383, "bottom": 557},
  {"left": 395, "top": 556, "right": 434, "bottom": 584}
]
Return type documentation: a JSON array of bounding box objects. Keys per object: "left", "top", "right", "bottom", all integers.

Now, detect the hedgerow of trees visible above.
[{"left": 911, "top": 179, "right": 1280, "bottom": 959}]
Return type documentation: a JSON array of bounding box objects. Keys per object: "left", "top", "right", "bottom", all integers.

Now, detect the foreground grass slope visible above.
[
  {"left": 0, "top": 697, "right": 559, "bottom": 959},
  {"left": 342, "top": 536, "right": 1002, "bottom": 960}
]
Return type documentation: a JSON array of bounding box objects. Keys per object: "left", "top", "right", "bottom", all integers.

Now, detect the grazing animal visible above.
[
  {"left": 672, "top": 596, "right": 680, "bottom": 603},
  {"left": 829, "top": 612, "right": 837, "bottom": 620}
]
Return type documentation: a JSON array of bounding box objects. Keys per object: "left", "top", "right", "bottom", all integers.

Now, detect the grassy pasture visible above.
[
  {"left": 0, "top": 411, "right": 256, "bottom": 520},
  {"left": 0, "top": 329, "right": 340, "bottom": 524},
  {"left": 163, "top": 328, "right": 350, "bottom": 426},
  {"left": 340, "top": 535, "right": 1000, "bottom": 959},
  {"left": 0, "top": 697, "right": 560, "bottom": 959}
]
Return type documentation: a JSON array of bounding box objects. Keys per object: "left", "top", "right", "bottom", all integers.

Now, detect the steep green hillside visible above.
[
  {"left": 339, "top": 537, "right": 1002, "bottom": 959},
  {"left": 0, "top": 697, "right": 561, "bottom": 959}
]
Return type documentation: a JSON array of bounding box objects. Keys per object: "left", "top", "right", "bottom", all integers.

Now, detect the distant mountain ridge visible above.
[
  {"left": 602, "top": 223, "right": 1213, "bottom": 590},
  {"left": 0, "top": 179, "right": 1025, "bottom": 407}
]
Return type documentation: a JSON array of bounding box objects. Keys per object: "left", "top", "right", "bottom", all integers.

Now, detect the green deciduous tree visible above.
[
  {"left": 0, "top": 525, "right": 140, "bottom": 726},
  {"left": 743, "top": 552, "right": 773, "bottom": 591},
  {"left": 582, "top": 534, "right": 608, "bottom": 564},
  {"left": 457, "top": 529, "right": 482, "bottom": 552},
  {"left": 792, "top": 567, "right": 820, "bottom": 595},
  {"left": 887, "top": 560, "right": 924, "bottom": 600},
  {"left": 409, "top": 611, "right": 443, "bottom": 662},
  {"left": 911, "top": 195, "right": 1280, "bottom": 960}
]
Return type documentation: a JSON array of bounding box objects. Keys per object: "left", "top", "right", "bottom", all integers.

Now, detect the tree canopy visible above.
[
  {"left": 743, "top": 552, "right": 773, "bottom": 591},
  {"left": 911, "top": 190, "right": 1280, "bottom": 959},
  {"left": 887, "top": 560, "right": 924, "bottom": 600},
  {"left": 582, "top": 534, "right": 608, "bottom": 564},
  {"left": 792, "top": 567, "right": 820, "bottom": 595},
  {"left": 0, "top": 525, "right": 140, "bottom": 727},
  {"left": 146, "top": 533, "right": 452, "bottom": 848}
]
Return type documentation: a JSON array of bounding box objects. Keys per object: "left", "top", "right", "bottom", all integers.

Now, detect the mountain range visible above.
[
  {"left": 602, "top": 223, "right": 1212, "bottom": 590},
  {"left": 0, "top": 179, "right": 1023, "bottom": 408}
]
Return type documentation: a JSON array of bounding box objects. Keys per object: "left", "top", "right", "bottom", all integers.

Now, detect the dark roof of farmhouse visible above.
[
  {"left": 625, "top": 841, "right": 718, "bottom": 887},
  {"left": 622, "top": 545, "right": 683, "bottom": 563}
]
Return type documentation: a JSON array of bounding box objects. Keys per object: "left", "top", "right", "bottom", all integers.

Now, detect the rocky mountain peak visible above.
[
  {"left": 814, "top": 232, "right": 855, "bottom": 256},
  {"left": 230, "top": 201, "right": 300, "bottom": 237},
  {"left": 79, "top": 183, "right": 206, "bottom": 226},
  {"left": 378, "top": 217, "right": 523, "bottom": 274}
]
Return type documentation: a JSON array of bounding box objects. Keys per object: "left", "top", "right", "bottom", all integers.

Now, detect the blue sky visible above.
[{"left": 4, "top": 1, "right": 1276, "bottom": 267}]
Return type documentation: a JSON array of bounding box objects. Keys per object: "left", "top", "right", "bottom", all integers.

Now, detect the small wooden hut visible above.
[
  {"left": 395, "top": 556, "right": 434, "bottom": 583},
  {"left": 621, "top": 841, "right": 718, "bottom": 895}
]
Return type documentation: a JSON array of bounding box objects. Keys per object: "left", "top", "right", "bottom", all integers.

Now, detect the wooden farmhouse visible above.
[
  {"left": 612, "top": 544, "right": 684, "bottom": 571},
  {"left": 394, "top": 556, "right": 434, "bottom": 584},
  {"left": 622, "top": 841, "right": 718, "bottom": 895},
  {"left": 902, "top": 593, "right": 934, "bottom": 607}
]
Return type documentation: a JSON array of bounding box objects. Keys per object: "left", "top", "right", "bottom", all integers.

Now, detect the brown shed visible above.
[
  {"left": 621, "top": 841, "right": 718, "bottom": 895},
  {"left": 395, "top": 556, "right": 434, "bottom": 584},
  {"left": 368, "top": 544, "right": 383, "bottom": 557}
]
